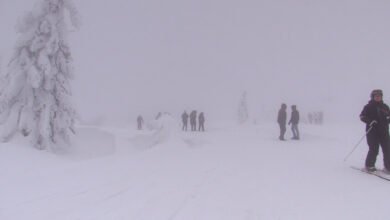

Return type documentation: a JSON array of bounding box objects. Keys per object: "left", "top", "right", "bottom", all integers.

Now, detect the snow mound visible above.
[
  {"left": 63, "top": 127, "right": 116, "bottom": 160},
  {"left": 129, "top": 113, "right": 188, "bottom": 150}
]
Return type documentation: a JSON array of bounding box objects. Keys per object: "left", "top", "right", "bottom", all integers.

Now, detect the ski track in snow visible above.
[{"left": 165, "top": 168, "right": 217, "bottom": 220}]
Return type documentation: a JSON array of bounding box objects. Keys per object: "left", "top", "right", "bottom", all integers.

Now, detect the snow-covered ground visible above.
[{"left": 0, "top": 120, "right": 389, "bottom": 220}]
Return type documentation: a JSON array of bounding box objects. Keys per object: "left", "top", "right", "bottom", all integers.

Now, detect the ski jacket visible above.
[
  {"left": 360, "top": 100, "right": 390, "bottom": 136},
  {"left": 190, "top": 111, "right": 197, "bottom": 122},
  {"left": 289, "top": 110, "right": 299, "bottom": 125},
  {"left": 182, "top": 113, "right": 189, "bottom": 122},
  {"left": 277, "top": 109, "right": 287, "bottom": 125}
]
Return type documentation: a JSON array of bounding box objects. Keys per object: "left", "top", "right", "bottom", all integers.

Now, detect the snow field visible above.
[{"left": 1, "top": 122, "right": 390, "bottom": 220}]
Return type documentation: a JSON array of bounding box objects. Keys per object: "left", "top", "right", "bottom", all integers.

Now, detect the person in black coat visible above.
[
  {"left": 360, "top": 89, "right": 390, "bottom": 172},
  {"left": 181, "top": 111, "right": 189, "bottom": 131},
  {"left": 190, "top": 110, "right": 197, "bottom": 131},
  {"left": 198, "top": 112, "right": 205, "bottom": 132},
  {"left": 277, "top": 103, "right": 287, "bottom": 141},
  {"left": 137, "top": 115, "right": 144, "bottom": 130},
  {"left": 288, "top": 105, "right": 300, "bottom": 140}
]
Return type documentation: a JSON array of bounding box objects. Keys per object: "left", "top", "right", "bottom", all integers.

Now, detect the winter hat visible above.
[{"left": 371, "top": 89, "right": 383, "bottom": 99}]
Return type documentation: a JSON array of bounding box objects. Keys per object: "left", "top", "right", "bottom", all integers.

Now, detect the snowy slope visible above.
[{"left": 0, "top": 122, "right": 389, "bottom": 220}]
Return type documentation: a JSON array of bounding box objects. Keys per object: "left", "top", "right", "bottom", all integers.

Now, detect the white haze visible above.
[{"left": 1, "top": 0, "right": 390, "bottom": 126}]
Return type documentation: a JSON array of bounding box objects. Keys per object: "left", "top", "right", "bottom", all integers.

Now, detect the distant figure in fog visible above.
[
  {"left": 198, "top": 112, "right": 205, "bottom": 131},
  {"left": 308, "top": 113, "right": 313, "bottom": 124},
  {"left": 190, "top": 110, "right": 197, "bottom": 131},
  {"left": 137, "top": 115, "right": 144, "bottom": 130},
  {"left": 181, "top": 111, "right": 189, "bottom": 131},
  {"left": 155, "top": 112, "right": 162, "bottom": 120},
  {"left": 288, "top": 105, "right": 300, "bottom": 140},
  {"left": 277, "top": 103, "right": 287, "bottom": 141}
]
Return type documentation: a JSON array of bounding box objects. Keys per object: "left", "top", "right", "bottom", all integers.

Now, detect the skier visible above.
[
  {"left": 198, "top": 112, "right": 205, "bottom": 132},
  {"left": 137, "top": 115, "right": 144, "bottom": 130},
  {"left": 181, "top": 111, "right": 189, "bottom": 131},
  {"left": 288, "top": 105, "right": 300, "bottom": 140},
  {"left": 360, "top": 89, "right": 390, "bottom": 172},
  {"left": 190, "top": 110, "right": 197, "bottom": 131},
  {"left": 277, "top": 103, "right": 287, "bottom": 141}
]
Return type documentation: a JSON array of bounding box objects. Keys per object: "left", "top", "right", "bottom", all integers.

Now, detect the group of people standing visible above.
[
  {"left": 136, "top": 89, "right": 390, "bottom": 173},
  {"left": 274, "top": 89, "right": 390, "bottom": 173},
  {"left": 135, "top": 111, "right": 206, "bottom": 132},
  {"left": 277, "top": 103, "right": 300, "bottom": 141},
  {"left": 181, "top": 110, "right": 205, "bottom": 132}
]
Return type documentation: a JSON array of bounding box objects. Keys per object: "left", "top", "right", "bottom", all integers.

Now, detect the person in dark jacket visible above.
[
  {"left": 360, "top": 89, "right": 390, "bottom": 172},
  {"left": 137, "top": 115, "right": 144, "bottom": 130},
  {"left": 277, "top": 103, "right": 287, "bottom": 141},
  {"left": 198, "top": 112, "right": 205, "bottom": 131},
  {"left": 181, "top": 111, "right": 189, "bottom": 131},
  {"left": 288, "top": 105, "right": 300, "bottom": 140},
  {"left": 190, "top": 110, "right": 197, "bottom": 131}
]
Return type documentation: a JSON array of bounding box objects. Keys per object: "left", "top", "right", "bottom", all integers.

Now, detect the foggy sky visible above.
[{"left": 1, "top": 0, "right": 390, "bottom": 125}]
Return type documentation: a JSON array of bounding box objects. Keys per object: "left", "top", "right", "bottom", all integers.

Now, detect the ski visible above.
[{"left": 350, "top": 166, "right": 390, "bottom": 181}]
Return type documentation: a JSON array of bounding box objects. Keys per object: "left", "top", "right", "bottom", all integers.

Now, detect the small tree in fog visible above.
[
  {"left": 237, "top": 91, "right": 249, "bottom": 124},
  {"left": 0, "top": 0, "right": 80, "bottom": 150}
]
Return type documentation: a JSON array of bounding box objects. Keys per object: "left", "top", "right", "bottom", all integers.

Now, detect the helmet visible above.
[{"left": 371, "top": 89, "right": 383, "bottom": 99}]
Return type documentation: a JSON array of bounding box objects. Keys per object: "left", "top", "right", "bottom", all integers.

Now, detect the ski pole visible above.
[{"left": 343, "top": 125, "right": 374, "bottom": 162}]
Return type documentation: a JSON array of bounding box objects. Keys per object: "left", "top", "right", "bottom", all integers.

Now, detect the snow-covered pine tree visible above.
[
  {"left": 0, "top": 0, "right": 80, "bottom": 150},
  {"left": 237, "top": 91, "right": 249, "bottom": 124}
]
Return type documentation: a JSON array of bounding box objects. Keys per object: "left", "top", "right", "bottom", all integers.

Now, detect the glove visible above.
[{"left": 369, "top": 120, "right": 377, "bottom": 127}]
